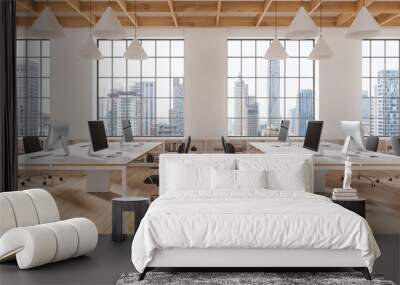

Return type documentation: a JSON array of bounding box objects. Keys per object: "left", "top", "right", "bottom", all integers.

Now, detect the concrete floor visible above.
[{"left": 1, "top": 235, "right": 399, "bottom": 285}]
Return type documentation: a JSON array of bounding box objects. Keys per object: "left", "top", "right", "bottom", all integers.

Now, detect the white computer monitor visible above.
[
  {"left": 45, "top": 121, "right": 70, "bottom": 156},
  {"left": 340, "top": 121, "right": 366, "bottom": 155}
]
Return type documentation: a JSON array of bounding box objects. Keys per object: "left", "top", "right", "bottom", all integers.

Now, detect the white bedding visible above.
[{"left": 131, "top": 190, "right": 380, "bottom": 273}]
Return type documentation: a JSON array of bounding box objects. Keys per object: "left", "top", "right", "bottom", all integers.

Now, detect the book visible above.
[{"left": 333, "top": 188, "right": 357, "bottom": 193}]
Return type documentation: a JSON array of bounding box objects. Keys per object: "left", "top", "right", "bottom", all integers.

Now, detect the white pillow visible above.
[
  {"left": 211, "top": 168, "right": 236, "bottom": 190},
  {"left": 267, "top": 161, "right": 308, "bottom": 191},
  {"left": 236, "top": 169, "right": 267, "bottom": 189}
]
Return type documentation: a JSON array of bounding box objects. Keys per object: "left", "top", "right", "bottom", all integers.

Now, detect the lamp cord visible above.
[
  {"left": 319, "top": 0, "right": 322, "bottom": 35},
  {"left": 274, "top": 0, "right": 277, "bottom": 38},
  {"left": 90, "top": 0, "right": 92, "bottom": 33},
  {"left": 135, "top": 0, "right": 137, "bottom": 39}
]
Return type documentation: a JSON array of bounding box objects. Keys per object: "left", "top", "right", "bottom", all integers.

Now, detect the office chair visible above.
[
  {"left": 357, "top": 136, "right": 380, "bottom": 187},
  {"left": 225, "top": 143, "right": 236, "bottom": 154},
  {"left": 389, "top": 136, "right": 400, "bottom": 182},
  {"left": 144, "top": 142, "right": 186, "bottom": 187},
  {"left": 185, "top": 136, "right": 191, "bottom": 153},
  {"left": 221, "top": 136, "right": 227, "bottom": 153},
  {"left": 20, "top": 136, "right": 64, "bottom": 187}
]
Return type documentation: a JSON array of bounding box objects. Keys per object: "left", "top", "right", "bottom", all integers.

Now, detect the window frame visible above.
[
  {"left": 227, "top": 38, "right": 316, "bottom": 138},
  {"left": 362, "top": 39, "right": 400, "bottom": 137},
  {"left": 16, "top": 39, "right": 50, "bottom": 137},
  {"left": 96, "top": 38, "right": 185, "bottom": 137}
]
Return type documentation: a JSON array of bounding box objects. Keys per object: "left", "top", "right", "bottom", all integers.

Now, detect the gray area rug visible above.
[{"left": 116, "top": 272, "right": 396, "bottom": 285}]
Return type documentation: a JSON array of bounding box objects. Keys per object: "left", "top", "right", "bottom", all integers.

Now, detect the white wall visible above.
[{"left": 17, "top": 27, "right": 400, "bottom": 140}]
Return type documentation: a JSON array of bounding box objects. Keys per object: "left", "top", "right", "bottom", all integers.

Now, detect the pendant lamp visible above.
[
  {"left": 309, "top": 0, "right": 333, "bottom": 60},
  {"left": 92, "top": 2, "right": 126, "bottom": 39},
  {"left": 30, "top": 3, "right": 65, "bottom": 39},
  {"left": 265, "top": 1, "right": 288, "bottom": 60},
  {"left": 124, "top": 0, "right": 148, "bottom": 60},
  {"left": 80, "top": 0, "right": 104, "bottom": 60},
  {"left": 346, "top": 5, "right": 380, "bottom": 39},
  {"left": 286, "top": 6, "right": 318, "bottom": 39}
]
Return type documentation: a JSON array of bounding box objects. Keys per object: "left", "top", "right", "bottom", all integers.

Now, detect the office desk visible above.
[
  {"left": 250, "top": 142, "right": 400, "bottom": 192},
  {"left": 18, "top": 142, "right": 162, "bottom": 196}
]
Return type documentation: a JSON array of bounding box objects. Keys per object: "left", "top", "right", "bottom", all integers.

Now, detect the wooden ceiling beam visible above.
[
  {"left": 336, "top": 0, "right": 376, "bottom": 27},
  {"left": 309, "top": 0, "right": 321, "bottom": 14},
  {"left": 16, "top": 0, "right": 36, "bottom": 14},
  {"left": 216, "top": 0, "right": 222, "bottom": 26},
  {"left": 167, "top": 0, "right": 179, "bottom": 27},
  {"left": 64, "top": 0, "right": 96, "bottom": 25},
  {"left": 114, "top": 0, "right": 137, "bottom": 26},
  {"left": 256, "top": 0, "right": 273, "bottom": 27},
  {"left": 376, "top": 13, "right": 400, "bottom": 25}
]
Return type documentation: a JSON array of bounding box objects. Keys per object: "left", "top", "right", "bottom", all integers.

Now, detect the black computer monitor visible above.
[
  {"left": 88, "top": 121, "right": 108, "bottom": 152},
  {"left": 303, "top": 121, "right": 324, "bottom": 152},
  {"left": 278, "top": 120, "right": 290, "bottom": 142}
]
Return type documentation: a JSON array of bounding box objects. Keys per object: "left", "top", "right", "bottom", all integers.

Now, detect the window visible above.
[
  {"left": 362, "top": 39, "right": 400, "bottom": 136},
  {"left": 97, "top": 39, "right": 184, "bottom": 137},
  {"left": 227, "top": 39, "right": 315, "bottom": 137},
  {"left": 16, "top": 39, "right": 50, "bottom": 137}
]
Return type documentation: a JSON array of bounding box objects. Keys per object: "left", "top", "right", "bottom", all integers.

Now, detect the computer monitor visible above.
[
  {"left": 45, "top": 121, "right": 70, "bottom": 155},
  {"left": 340, "top": 121, "right": 366, "bottom": 155},
  {"left": 303, "top": 121, "right": 324, "bottom": 152},
  {"left": 278, "top": 120, "right": 290, "bottom": 142},
  {"left": 88, "top": 121, "right": 108, "bottom": 152},
  {"left": 121, "top": 120, "right": 133, "bottom": 142}
]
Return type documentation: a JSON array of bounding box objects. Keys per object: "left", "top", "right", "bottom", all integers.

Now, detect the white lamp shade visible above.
[
  {"left": 80, "top": 35, "right": 104, "bottom": 60},
  {"left": 124, "top": 39, "right": 148, "bottom": 60},
  {"left": 346, "top": 7, "right": 381, "bottom": 39},
  {"left": 286, "top": 6, "right": 318, "bottom": 39},
  {"left": 308, "top": 36, "right": 333, "bottom": 60},
  {"left": 92, "top": 7, "right": 126, "bottom": 39},
  {"left": 264, "top": 39, "right": 288, "bottom": 60},
  {"left": 30, "top": 7, "right": 65, "bottom": 39}
]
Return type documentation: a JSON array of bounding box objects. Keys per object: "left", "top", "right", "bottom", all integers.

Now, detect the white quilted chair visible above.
[{"left": 0, "top": 189, "right": 98, "bottom": 269}]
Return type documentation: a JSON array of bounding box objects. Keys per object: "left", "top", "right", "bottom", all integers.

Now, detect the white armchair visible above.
[{"left": 0, "top": 189, "right": 98, "bottom": 269}]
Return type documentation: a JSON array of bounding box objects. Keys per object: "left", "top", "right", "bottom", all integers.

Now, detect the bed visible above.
[{"left": 131, "top": 154, "right": 380, "bottom": 281}]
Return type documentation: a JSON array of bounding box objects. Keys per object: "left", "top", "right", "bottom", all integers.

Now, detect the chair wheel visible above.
[
  {"left": 48, "top": 175, "right": 52, "bottom": 179},
  {"left": 340, "top": 176, "right": 344, "bottom": 181},
  {"left": 389, "top": 178, "right": 393, "bottom": 181},
  {"left": 27, "top": 178, "right": 31, "bottom": 182},
  {"left": 375, "top": 179, "right": 380, "bottom": 183},
  {"left": 59, "top": 177, "right": 63, "bottom": 181},
  {"left": 21, "top": 182, "right": 25, "bottom": 186},
  {"left": 43, "top": 181, "right": 47, "bottom": 186}
]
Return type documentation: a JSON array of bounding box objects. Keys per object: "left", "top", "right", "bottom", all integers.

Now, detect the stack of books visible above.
[{"left": 332, "top": 188, "right": 358, "bottom": 200}]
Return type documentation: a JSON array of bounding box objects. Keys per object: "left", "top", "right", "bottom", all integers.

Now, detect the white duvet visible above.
[{"left": 131, "top": 190, "right": 380, "bottom": 273}]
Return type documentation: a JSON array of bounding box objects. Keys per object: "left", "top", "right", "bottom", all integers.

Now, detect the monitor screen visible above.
[
  {"left": 88, "top": 121, "right": 108, "bottom": 152},
  {"left": 303, "top": 121, "right": 324, "bottom": 152},
  {"left": 278, "top": 120, "right": 290, "bottom": 142}
]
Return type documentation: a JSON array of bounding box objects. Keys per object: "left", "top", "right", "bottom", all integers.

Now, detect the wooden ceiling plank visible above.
[
  {"left": 256, "top": 0, "right": 273, "bottom": 27},
  {"left": 64, "top": 0, "right": 96, "bottom": 25},
  {"left": 114, "top": 0, "right": 137, "bottom": 26},
  {"left": 167, "top": 0, "right": 179, "bottom": 27},
  {"left": 16, "top": 0, "right": 36, "bottom": 14},
  {"left": 216, "top": 0, "right": 222, "bottom": 26},
  {"left": 376, "top": 13, "right": 400, "bottom": 25},
  {"left": 336, "top": 0, "right": 376, "bottom": 27}
]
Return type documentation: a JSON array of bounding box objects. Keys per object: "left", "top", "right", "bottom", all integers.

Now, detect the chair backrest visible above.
[
  {"left": 366, "top": 136, "right": 379, "bottom": 152},
  {"left": 185, "top": 136, "right": 191, "bottom": 153},
  {"left": 391, "top": 136, "right": 400, "bottom": 156},
  {"left": 177, "top": 143, "right": 186, "bottom": 153},
  {"left": 23, "top": 136, "right": 42, "bottom": 154},
  {"left": 225, "top": 143, "right": 236, "bottom": 154},
  {"left": 0, "top": 189, "right": 60, "bottom": 237},
  {"left": 221, "top": 136, "right": 227, "bottom": 153}
]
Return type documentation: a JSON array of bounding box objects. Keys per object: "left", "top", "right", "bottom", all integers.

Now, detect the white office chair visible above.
[{"left": 0, "top": 189, "right": 98, "bottom": 269}]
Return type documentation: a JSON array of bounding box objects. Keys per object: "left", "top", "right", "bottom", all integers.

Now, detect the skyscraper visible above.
[
  {"left": 169, "top": 78, "right": 184, "bottom": 136},
  {"left": 269, "top": 60, "right": 280, "bottom": 129},
  {"left": 298, "top": 89, "right": 314, "bottom": 136},
  {"left": 371, "top": 70, "right": 399, "bottom": 136}
]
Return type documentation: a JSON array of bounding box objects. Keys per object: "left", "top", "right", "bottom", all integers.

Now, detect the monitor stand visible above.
[
  {"left": 341, "top": 136, "right": 361, "bottom": 157},
  {"left": 60, "top": 136, "right": 70, "bottom": 156},
  {"left": 87, "top": 145, "right": 104, "bottom": 157}
]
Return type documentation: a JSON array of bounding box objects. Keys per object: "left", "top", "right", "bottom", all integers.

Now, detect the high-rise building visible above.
[
  {"left": 269, "top": 60, "right": 280, "bottom": 129},
  {"left": 361, "top": 90, "right": 370, "bottom": 134},
  {"left": 298, "top": 89, "right": 314, "bottom": 136},
  {"left": 17, "top": 59, "right": 42, "bottom": 136},
  {"left": 371, "top": 70, "right": 399, "bottom": 136},
  {"left": 169, "top": 78, "right": 184, "bottom": 136}
]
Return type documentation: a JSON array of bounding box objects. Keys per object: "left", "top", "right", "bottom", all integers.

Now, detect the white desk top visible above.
[
  {"left": 250, "top": 142, "right": 400, "bottom": 167},
  {"left": 18, "top": 142, "right": 162, "bottom": 166}
]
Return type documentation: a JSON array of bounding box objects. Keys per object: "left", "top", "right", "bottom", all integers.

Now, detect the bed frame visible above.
[{"left": 139, "top": 248, "right": 371, "bottom": 280}]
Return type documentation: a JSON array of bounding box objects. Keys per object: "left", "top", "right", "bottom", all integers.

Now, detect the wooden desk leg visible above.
[
  {"left": 121, "top": 167, "right": 127, "bottom": 197},
  {"left": 112, "top": 202, "right": 123, "bottom": 242}
]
